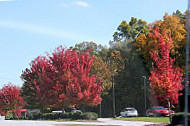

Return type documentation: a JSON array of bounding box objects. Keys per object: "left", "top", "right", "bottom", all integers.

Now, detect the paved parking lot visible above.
[{"left": 0, "top": 118, "right": 157, "bottom": 126}]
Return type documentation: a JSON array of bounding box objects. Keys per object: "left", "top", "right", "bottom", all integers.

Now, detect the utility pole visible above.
[
  {"left": 99, "top": 102, "right": 101, "bottom": 118},
  {"left": 112, "top": 70, "right": 116, "bottom": 118},
  {"left": 167, "top": 98, "right": 172, "bottom": 123},
  {"left": 142, "top": 76, "right": 147, "bottom": 116},
  {"left": 185, "top": 1, "right": 190, "bottom": 126}
]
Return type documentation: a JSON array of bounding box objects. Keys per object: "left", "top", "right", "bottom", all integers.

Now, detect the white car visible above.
[
  {"left": 71, "top": 110, "right": 82, "bottom": 113},
  {"left": 120, "top": 107, "right": 138, "bottom": 117}
]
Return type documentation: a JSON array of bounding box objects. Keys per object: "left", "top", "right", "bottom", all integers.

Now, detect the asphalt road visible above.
[{"left": 0, "top": 118, "right": 158, "bottom": 126}]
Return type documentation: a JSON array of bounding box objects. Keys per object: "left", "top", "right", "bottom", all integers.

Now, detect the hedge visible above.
[
  {"left": 171, "top": 112, "right": 190, "bottom": 125},
  {"left": 26, "top": 112, "right": 98, "bottom": 120}
]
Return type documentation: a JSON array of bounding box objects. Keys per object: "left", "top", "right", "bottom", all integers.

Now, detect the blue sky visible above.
[{"left": 0, "top": 0, "right": 187, "bottom": 88}]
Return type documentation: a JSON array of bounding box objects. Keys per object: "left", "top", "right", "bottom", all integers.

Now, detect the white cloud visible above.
[
  {"left": 60, "top": 1, "right": 89, "bottom": 8},
  {"left": 0, "top": 19, "right": 87, "bottom": 41},
  {"left": 75, "top": 1, "right": 88, "bottom": 7}
]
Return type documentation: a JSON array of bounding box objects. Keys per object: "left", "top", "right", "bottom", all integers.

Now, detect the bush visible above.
[
  {"left": 5, "top": 112, "right": 26, "bottom": 120},
  {"left": 83, "top": 112, "right": 98, "bottom": 120},
  {"left": 171, "top": 112, "right": 190, "bottom": 125},
  {"left": 5, "top": 112, "right": 13, "bottom": 120},
  {"left": 71, "top": 112, "right": 83, "bottom": 120},
  {"left": 60, "top": 112, "right": 71, "bottom": 119},
  {"left": 31, "top": 113, "right": 42, "bottom": 120},
  {"left": 44, "top": 113, "right": 63, "bottom": 120},
  {"left": 7, "top": 111, "right": 98, "bottom": 120}
]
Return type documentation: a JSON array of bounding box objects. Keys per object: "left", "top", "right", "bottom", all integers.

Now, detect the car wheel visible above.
[
  {"left": 153, "top": 113, "right": 159, "bottom": 117},
  {"left": 146, "top": 113, "right": 150, "bottom": 117}
]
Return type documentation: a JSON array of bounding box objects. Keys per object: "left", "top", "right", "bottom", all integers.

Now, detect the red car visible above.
[{"left": 146, "top": 106, "right": 174, "bottom": 117}]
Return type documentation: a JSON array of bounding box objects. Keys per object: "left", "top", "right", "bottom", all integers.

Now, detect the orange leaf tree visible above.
[{"left": 136, "top": 13, "right": 186, "bottom": 70}]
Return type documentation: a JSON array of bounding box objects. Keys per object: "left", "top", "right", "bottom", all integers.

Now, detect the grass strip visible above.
[{"left": 116, "top": 117, "right": 170, "bottom": 123}]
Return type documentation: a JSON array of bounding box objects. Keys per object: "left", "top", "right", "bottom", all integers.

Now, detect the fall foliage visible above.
[
  {"left": 90, "top": 56, "right": 111, "bottom": 94},
  {"left": 0, "top": 83, "right": 24, "bottom": 117},
  {"left": 149, "top": 28, "right": 184, "bottom": 106},
  {"left": 21, "top": 46, "right": 104, "bottom": 109},
  {"left": 136, "top": 13, "right": 186, "bottom": 70},
  {"left": 1, "top": 10, "right": 186, "bottom": 117},
  {"left": 74, "top": 42, "right": 112, "bottom": 94}
]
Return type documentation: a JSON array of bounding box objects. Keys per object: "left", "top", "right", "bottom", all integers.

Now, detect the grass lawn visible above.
[{"left": 116, "top": 117, "right": 170, "bottom": 123}]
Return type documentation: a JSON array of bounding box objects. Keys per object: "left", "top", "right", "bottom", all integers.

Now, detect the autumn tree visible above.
[
  {"left": 74, "top": 42, "right": 112, "bottom": 94},
  {"left": 21, "top": 56, "right": 57, "bottom": 109},
  {"left": 149, "top": 28, "right": 183, "bottom": 106},
  {"left": 21, "top": 46, "right": 104, "bottom": 110},
  {"left": 136, "top": 12, "right": 186, "bottom": 70},
  {"left": 74, "top": 41, "right": 132, "bottom": 116},
  {"left": 0, "top": 83, "right": 24, "bottom": 117}
]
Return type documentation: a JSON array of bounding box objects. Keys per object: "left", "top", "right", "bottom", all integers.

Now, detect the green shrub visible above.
[
  {"left": 5, "top": 112, "right": 26, "bottom": 120},
  {"left": 71, "top": 112, "right": 83, "bottom": 120},
  {"left": 31, "top": 113, "right": 42, "bottom": 120},
  {"left": 5, "top": 112, "right": 13, "bottom": 120},
  {"left": 60, "top": 112, "right": 71, "bottom": 119},
  {"left": 25, "top": 112, "right": 98, "bottom": 120},
  {"left": 171, "top": 112, "right": 190, "bottom": 125},
  {"left": 83, "top": 112, "right": 98, "bottom": 120},
  {"left": 42, "top": 113, "right": 62, "bottom": 120}
]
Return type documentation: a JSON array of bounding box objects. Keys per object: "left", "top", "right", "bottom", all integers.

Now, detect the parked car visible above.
[
  {"left": 71, "top": 109, "right": 82, "bottom": 113},
  {"left": 27, "top": 109, "right": 40, "bottom": 117},
  {"left": 146, "top": 106, "right": 174, "bottom": 117},
  {"left": 120, "top": 107, "right": 138, "bottom": 117},
  {"left": 66, "top": 107, "right": 82, "bottom": 113},
  {"left": 52, "top": 110, "right": 63, "bottom": 113}
]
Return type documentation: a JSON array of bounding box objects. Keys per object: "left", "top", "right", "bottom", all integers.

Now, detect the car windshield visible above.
[
  {"left": 153, "top": 107, "right": 166, "bottom": 110},
  {"left": 127, "top": 108, "right": 135, "bottom": 112}
]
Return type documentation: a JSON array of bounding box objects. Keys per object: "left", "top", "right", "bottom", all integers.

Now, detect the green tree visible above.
[
  {"left": 113, "top": 17, "right": 148, "bottom": 41},
  {"left": 110, "top": 17, "right": 150, "bottom": 115},
  {"left": 173, "top": 10, "right": 186, "bottom": 20},
  {"left": 112, "top": 39, "right": 149, "bottom": 115},
  {"left": 74, "top": 41, "right": 105, "bottom": 55}
]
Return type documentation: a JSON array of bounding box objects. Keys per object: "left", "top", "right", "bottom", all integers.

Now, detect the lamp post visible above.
[
  {"left": 142, "top": 76, "right": 147, "bottom": 116},
  {"left": 112, "top": 70, "right": 116, "bottom": 118},
  {"left": 99, "top": 102, "right": 101, "bottom": 118},
  {"left": 167, "top": 98, "right": 172, "bottom": 123},
  {"left": 109, "top": 57, "right": 116, "bottom": 118}
]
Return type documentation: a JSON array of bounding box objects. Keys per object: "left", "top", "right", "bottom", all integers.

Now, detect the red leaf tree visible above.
[
  {"left": 149, "top": 28, "right": 184, "bottom": 106},
  {"left": 0, "top": 83, "right": 24, "bottom": 117},
  {"left": 21, "top": 46, "right": 103, "bottom": 109}
]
